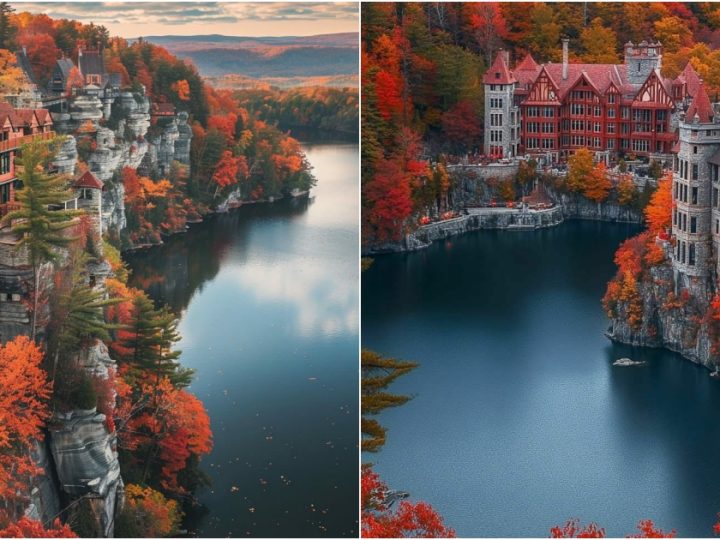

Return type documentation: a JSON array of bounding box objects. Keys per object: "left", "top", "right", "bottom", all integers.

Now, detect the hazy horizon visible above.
[{"left": 10, "top": 2, "right": 358, "bottom": 38}]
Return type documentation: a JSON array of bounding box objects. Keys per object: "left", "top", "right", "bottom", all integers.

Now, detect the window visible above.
[
  {"left": 594, "top": 106, "right": 601, "bottom": 117},
  {"left": 691, "top": 216, "right": 697, "bottom": 233},
  {"left": 0, "top": 152, "right": 10, "bottom": 175},
  {"left": 692, "top": 186, "right": 698, "bottom": 205},
  {"left": 490, "top": 98, "right": 504, "bottom": 109},
  {"left": 608, "top": 94, "right": 616, "bottom": 104},
  {"left": 607, "top": 123, "right": 616, "bottom": 134},
  {"left": 689, "top": 243, "right": 696, "bottom": 265},
  {"left": 631, "top": 139, "right": 649, "bottom": 152},
  {"left": 713, "top": 187, "right": 717, "bottom": 207},
  {"left": 693, "top": 163, "right": 699, "bottom": 180},
  {"left": 607, "top": 108, "right": 616, "bottom": 118},
  {"left": 713, "top": 164, "right": 720, "bottom": 182},
  {"left": 490, "top": 113, "right": 503, "bottom": 127},
  {"left": 594, "top": 122, "right": 601, "bottom": 133},
  {"left": 543, "top": 107, "right": 555, "bottom": 117},
  {"left": 683, "top": 212, "right": 687, "bottom": 231}
]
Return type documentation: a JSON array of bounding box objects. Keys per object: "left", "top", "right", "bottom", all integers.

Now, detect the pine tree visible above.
[
  {"left": 2, "top": 139, "right": 80, "bottom": 340},
  {"left": 361, "top": 349, "right": 417, "bottom": 452},
  {"left": 0, "top": 2, "right": 16, "bottom": 51},
  {"left": 121, "top": 294, "right": 192, "bottom": 388}
]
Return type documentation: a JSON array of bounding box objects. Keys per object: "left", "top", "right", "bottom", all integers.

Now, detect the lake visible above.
[
  {"left": 126, "top": 143, "right": 359, "bottom": 537},
  {"left": 362, "top": 221, "right": 720, "bottom": 537}
]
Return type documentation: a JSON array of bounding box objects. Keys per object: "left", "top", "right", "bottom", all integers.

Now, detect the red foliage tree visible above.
[
  {"left": 362, "top": 468, "right": 455, "bottom": 538},
  {"left": 364, "top": 158, "right": 414, "bottom": 243},
  {"left": 550, "top": 519, "right": 676, "bottom": 538},
  {"left": 211, "top": 150, "right": 242, "bottom": 196},
  {"left": 441, "top": 100, "right": 482, "bottom": 150},
  {"left": 0, "top": 517, "right": 76, "bottom": 538},
  {"left": 17, "top": 32, "right": 60, "bottom": 86}
]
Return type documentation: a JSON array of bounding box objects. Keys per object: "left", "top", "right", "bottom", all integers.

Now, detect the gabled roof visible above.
[
  {"left": 678, "top": 61, "right": 702, "bottom": 98},
  {"left": 0, "top": 102, "right": 50, "bottom": 129},
  {"left": 73, "top": 170, "right": 104, "bottom": 190},
  {"left": 482, "top": 52, "right": 516, "bottom": 85},
  {"left": 515, "top": 53, "right": 539, "bottom": 72},
  {"left": 55, "top": 57, "right": 75, "bottom": 79},
  {"left": 686, "top": 82, "right": 714, "bottom": 123}
]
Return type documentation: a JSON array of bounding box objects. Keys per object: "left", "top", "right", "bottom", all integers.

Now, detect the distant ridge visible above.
[{"left": 140, "top": 33, "right": 358, "bottom": 85}]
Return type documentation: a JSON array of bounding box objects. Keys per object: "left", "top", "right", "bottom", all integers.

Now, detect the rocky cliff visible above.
[
  {"left": 52, "top": 90, "right": 192, "bottom": 240},
  {"left": 606, "top": 250, "right": 718, "bottom": 369}
]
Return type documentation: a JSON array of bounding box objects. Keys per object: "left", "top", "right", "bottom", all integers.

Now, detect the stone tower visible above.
[
  {"left": 671, "top": 82, "right": 717, "bottom": 280},
  {"left": 483, "top": 50, "right": 519, "bottom": 158},
  {"left": 624, "top": 41, "right": 663, "bottom": 86}
]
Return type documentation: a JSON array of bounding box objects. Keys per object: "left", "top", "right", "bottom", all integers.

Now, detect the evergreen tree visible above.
[
  {"left": 0, "top": 2, "right": 16, "bottom": 51},
  {"left": 361, "top": 349, "right": 417, "bottom": 452},
  {"left": 3, "top": 139, "right": 79, "bottom": 340},
  {"left": 121, "top": 293, "right": 193, "bottom": 387}
]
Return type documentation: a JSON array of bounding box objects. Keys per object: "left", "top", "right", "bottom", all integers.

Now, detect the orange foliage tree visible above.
[
  {"left": 118, "top": 377, "right": 212, "bottom": 493},
  {"left": 171, "top": 79, "right": 190, "bottom": 101},
  {"left": 0, "top": 336, "right": 52, "bottom": 511},
  {"left": 584, "top": 162, "right": 612, "bottom": 203},
  {"left": 118, "top": 484, "right": 181, "bottom": 537},
  {"left": 644, "top": 173, "right": 673, "bottom": 234}
]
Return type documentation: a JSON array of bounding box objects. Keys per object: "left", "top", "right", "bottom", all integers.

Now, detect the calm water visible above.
[
  {"left": 363, "top": 221, "right": 720, "bottom": 538},
  {"left": 126, "top": 143, "right": 359, "bottom": 537}
]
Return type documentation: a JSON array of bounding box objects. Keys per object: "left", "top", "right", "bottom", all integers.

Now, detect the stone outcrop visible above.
[
  {"left": 606, "top": 256, "right": 717, "bottom": 369},
  {"left": 51, "top": 136, "right": 78, "bottom": 176},
  {"left": 68, "top": 94, "right": 104, "bottom": 130},
  {"left": 116, "top": 92, "right": 150, "bottom": 139},
  {"left": 46, "top": 339, "right": 123, "bottom": 537}
]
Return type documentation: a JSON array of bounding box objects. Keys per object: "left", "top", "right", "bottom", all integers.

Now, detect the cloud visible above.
[{"left": 11, "top": 2, "right": 358, "bottom": 27}]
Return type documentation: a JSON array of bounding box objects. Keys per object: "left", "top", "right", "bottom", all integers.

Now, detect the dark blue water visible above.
[
  {"left": 126, "top": 143, "right": 358, "bottom": 537},
  {"left": 362, "top": 221, "right": 720, "bottom": 538}
]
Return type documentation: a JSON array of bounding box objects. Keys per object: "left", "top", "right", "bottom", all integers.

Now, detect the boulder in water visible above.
[{"left": 613, "top": 357, "right": 646, "bottom": 367}]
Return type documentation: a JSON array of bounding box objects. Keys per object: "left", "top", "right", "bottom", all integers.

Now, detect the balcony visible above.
[{"left": 0, "top": 131, "right": 55, "bottom": 154}]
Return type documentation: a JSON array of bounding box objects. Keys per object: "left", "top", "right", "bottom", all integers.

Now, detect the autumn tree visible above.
[
  {"left": 362, "top": 349, "right": 417, "bottom": 452},
  {"left": 118, "top": 377, "right": 211, "bottom": 493},
  {"left": 364, "top": 158, "right": 414, "bottom": 243},
  {"left": 0, "top": 50, "right": 27, "bottom": 94},
  {"left": 65, "top": 66, "right": 84, "bottom": 95},
  {"left": 550, "top": 518, "right": 676, "bottom": 538},
  {"left": 2, "top": 139, "right": 79, "bottom": 339},
  {"left": 17, "top": 32, "right": 59, "bottom": 86},
  {"left": 567, "top": 147, "right": 594, "bottom": 194},
  {"left": 584, "top": 162, "right": 612, "bottom": 203},
  {"left": 362, "top": 468, "right": 455, "bottom": 538},
  {"left": 170, "top": 79, "right": 190, "bottom": 101},
  {"left": 114, "top": 484, "right": 181, "bottom": 537},
  {"left": 581, "top": 18, "right": 619, "bottom": 63},
  {"left": 211, "top": 150, "right": 241, "bottom": 197},
  {"left": 654, "top": 16, "right": 693, "bottom": 54},
  {"left": 0, "top": 336, "right": 52, "bottom": 516},
  {"left": 0, "top": 517, "right": 76, "bottom": 538},
  {"left": 644, "top": 172, "right": 673, "bottom": 234},
  {"left": 441, "top": 100, "right": 482, "bottom": 152},
  {"left": 527, "top": 4, "right": 561, "bottom": 61},
  {"left": 617, "top": 174, "right": 638, "bottom": 207}
]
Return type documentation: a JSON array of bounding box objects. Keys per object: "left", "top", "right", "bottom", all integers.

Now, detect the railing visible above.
[{"left": 0, "top": 131, "right": 55, "bottom": 154}]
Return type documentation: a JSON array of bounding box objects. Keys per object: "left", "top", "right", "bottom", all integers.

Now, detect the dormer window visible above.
[{"left": 495, "top": 72, "right": 500, "bottom": 79}]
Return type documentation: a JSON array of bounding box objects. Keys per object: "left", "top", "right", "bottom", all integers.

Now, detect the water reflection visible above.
[{"left": 126, "top": 143, "right": 359, "bottom": 537}]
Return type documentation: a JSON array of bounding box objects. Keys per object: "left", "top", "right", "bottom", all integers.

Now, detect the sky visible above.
[{"left": 11, "top": 2, "right": 358, "bottom": 37}]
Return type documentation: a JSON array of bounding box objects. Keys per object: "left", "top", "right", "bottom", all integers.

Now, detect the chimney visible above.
[
  {"left": 562, "top": 38, "right": 569, "bottom": 80},
  {"left": 502, "top": 49, "right": 510, "bottom": 67}
]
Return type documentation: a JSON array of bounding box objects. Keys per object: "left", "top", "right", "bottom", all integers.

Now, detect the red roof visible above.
[
  {"left": 515, "top": 53, "right": 539, "bottom": 72},
  {"left": 482, "top": 52, "right": 516, "bottom": 85},
  {"left": 678, "top": 62, "right": 701, "bottom": 98},
  {"left": 686, "top": 82, "right": 714, "bottom": 123},
  {"left": 73, "top": 170, "right": 104, "bottom": 190}
]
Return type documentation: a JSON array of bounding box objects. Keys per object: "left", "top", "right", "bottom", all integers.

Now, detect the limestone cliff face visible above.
[
  {"left": 46, "top": 340, "right": 123, "bottom": 537},
  {"left": 72, "top": 91, "right": 193, "bottom": 238},
  {"left": 606, "top": 252, "right": 717, "bottom": 368}
]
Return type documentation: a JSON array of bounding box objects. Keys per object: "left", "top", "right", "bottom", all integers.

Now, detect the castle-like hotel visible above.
[
  {"left": 483, "top": 40, "right": 700, "bottom": 163},
  {"left": 482, "top": 40, "right": 720, "bottom": 283}
]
